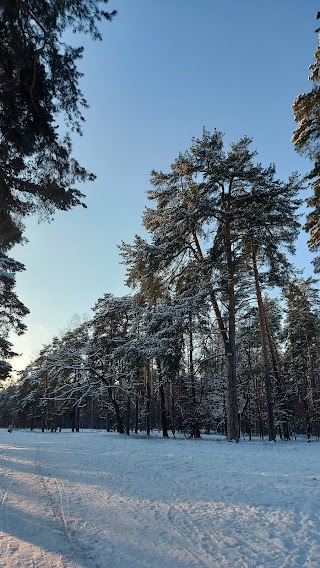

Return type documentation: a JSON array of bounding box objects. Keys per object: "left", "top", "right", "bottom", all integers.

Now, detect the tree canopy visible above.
[
  {"left": 0, "top": 0, "right": 116, "bottom": 377},
  {"left": 1, "top": 0, "right": 116, "bottom": 230},
  {"left": 292, "top": 14, "right": 320, "bottom": 268},
  {"left": 120, "top": 129, "right": 302, "bottom": 441}
]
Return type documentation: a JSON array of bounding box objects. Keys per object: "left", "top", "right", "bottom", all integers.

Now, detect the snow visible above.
[{"left": 0, "top": 430, "right": 320, "bottom": 568}]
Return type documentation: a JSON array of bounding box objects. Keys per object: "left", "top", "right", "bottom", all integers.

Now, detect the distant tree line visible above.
[{"left": 0, "top": 274, "right": 319, "bottom": 440}]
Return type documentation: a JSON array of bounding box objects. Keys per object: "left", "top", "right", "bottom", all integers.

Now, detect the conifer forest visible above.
[{"left": 1, "top": 2, "right": 320, "bottom": 444}]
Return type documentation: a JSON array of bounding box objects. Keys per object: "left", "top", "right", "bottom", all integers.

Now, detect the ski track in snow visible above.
[{"left": 0, "top": 431, "right": 319, "bottom": 567}]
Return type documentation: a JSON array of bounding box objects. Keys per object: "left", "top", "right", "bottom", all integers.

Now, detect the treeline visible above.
[
  {"left": 1, "top": 131, "right": 320, "bottom": 442},
  {"left": 1, "top": 7, "right": 320, "bottom": 443},
  {"left": 0, "top": 278, "right": 319, "bottom": 440}
]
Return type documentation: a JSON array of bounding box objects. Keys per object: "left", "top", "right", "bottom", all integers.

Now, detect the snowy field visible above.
[{"left": 0, "top": 430, "right": 319, "bottom": 568}]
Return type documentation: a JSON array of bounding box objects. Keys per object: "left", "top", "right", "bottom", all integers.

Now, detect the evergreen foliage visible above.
[
  {"left": 120, "top": 129, "right": 302, "bottom": 441},
  {"left": 3, "top": 283, "right": 320, "bottom": 441},
  {"left": 0, "top": 0, "right": 116, "bottom": 373},
  {"left": 0, "top": 123, "right": 314, "bottom": 441},
  {"left": 1, "top": 0, "right": 116, "bottom": 230},
  {"left": 283, "top": 278, "right": 320, "bottom": 435},
  {"left": 292, "top": 15, "right": 320, "bottom": 268}
]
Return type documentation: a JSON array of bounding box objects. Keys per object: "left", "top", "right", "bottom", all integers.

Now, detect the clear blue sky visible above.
[{"left": 10, "top": 0, "right": 319, "bottom": 372}]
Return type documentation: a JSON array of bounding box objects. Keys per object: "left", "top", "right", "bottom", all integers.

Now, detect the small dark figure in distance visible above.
[{"left": 8, "top": 424, "right": 13, "bottom": 433}]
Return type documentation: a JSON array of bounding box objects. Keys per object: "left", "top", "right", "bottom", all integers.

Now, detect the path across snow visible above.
[{"left": 0, "top": 429, "right": 319, "bottom": 567}]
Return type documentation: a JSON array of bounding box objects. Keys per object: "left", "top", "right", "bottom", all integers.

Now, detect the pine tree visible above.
[
  {"left": 1, "top": 0, "right": 116, "bottom": 235},
  {"left": 0, "top": 1, "right": 116, "bottom": 374},
  {"left": 0, "top": 214, "right": 29, "bottom": 378},
  {"left": 121, "top": 129, "right": 301, "bottom": 440},
  {"left": 239, "top": 169, "right": 301, "bottom": 440},
  {"left": 283, "top": 278, "right": 320, "bottom": 437},
  {"left": 292, "top": 13, "right": 320, "bottom": 268}
]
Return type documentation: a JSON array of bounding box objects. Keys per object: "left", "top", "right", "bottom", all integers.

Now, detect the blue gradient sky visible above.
[{"left": 10, "top": 1, "right": 319, "bottom": 371}]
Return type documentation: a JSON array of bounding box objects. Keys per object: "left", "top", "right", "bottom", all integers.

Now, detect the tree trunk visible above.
[
  {"left": 224, "top": 218, "right": 239, "bottom": 441},
  {"left": 41, "top": 414, "right": 46, "bottom": 432},
  {"left": 170, "top": 381, "right": 176, "bottom": 437},
  {"left": 208, "top": 287, "right": 238, "bottom": 440},
  {"left": 192, "top": 228, "right": 238, "bottom": 441},
  {"left": 264, "top": 311, "right": 290, "bottom": 440},
  {"left": 108, "top": 387, "right": 124, "bottom": 433},
  {"left": 76, "top": 406, "right": 80, "bottom": 432},
  {"left": 156, "top": 358, "right": 168, "bottom": 437},
  {"left": 71, "top": 408, "right": 75, "bottom": 432},
  {"left": 126, "top": 396, "right": 131, "bottom": 435},
  {"left": 252, "top": 251, "right": 276, "bottom": 441},
  {"left": 159, "top": 382, "right": 168, "bottom": 437},
  {"left": 106, "top": 410, "right": 111, "bottom": 432},
  {"left": 305, "top": 326, "right": 316, "bottom": 417},
  {"left": 188, "top": 313, "right": 200, "bottom": 438},
  {"left": 135, "top": 394, "right": 139, "bottom": 434},
  {"left": 144, "top": 363, "right": 151, "bottom": 435},
  {"left": 51, "top": 414, "right": 57, "bottom": 432},
  {"left": 113, "top": 398, "right": 124, "bottom": 433}
]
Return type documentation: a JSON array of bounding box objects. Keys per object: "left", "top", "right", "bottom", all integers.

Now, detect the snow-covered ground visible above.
[{"left": 0, "top": 429, "right": 319, "bottom": 568}]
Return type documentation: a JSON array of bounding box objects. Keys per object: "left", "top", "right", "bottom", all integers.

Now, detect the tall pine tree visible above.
[
  {"left": 121, "top": 129, "right": 302, "bottom": 441},
  {"left": 292, "top": 12, "right": 320, "bottom": 269}
]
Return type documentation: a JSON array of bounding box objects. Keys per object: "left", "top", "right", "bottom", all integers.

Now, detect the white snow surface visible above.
[{"left": 0, "top": 429, "right": 319, "bottom": 568}]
